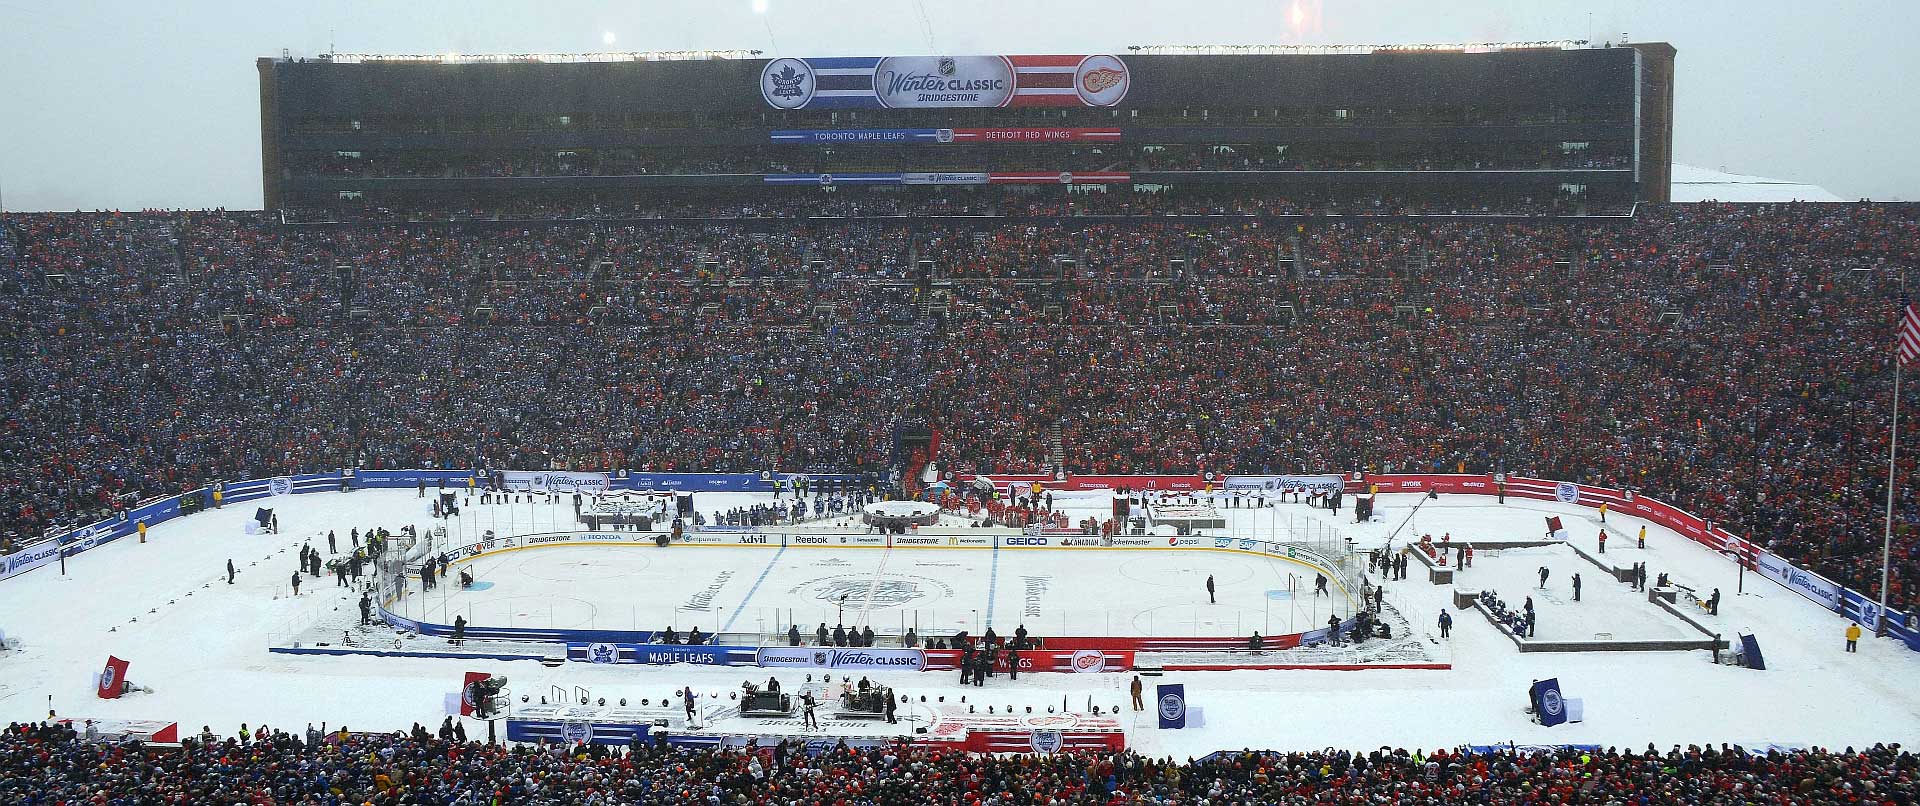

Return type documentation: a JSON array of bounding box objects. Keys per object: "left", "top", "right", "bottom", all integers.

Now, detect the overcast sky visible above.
[{"left": 1, "top": 0, "right": 1915, "bottom": 210}]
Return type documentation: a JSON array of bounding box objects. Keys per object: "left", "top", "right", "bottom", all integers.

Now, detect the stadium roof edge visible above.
[{"left": 281, "top": 50, "right": 763, "bottom": 65}]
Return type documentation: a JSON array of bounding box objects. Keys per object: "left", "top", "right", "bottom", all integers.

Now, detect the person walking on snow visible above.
[
  {"left": 1572, "top": 573, "right": 1582, "bottom": 602},
  {"left": 1846, "top": 622, "right": 1862, "bottom": 652},
  {"left": 1130, "top": 675, "right": 1145, "bottom": 711},
  {"left": 290, "top": 572, "right": 300, "bottom": 596},
  {"left": 227, "top": 559, "right": 236, "bottom": 585},
  {"left": 1538, "top": 566, "right": 1550, "bottom": 589},
  {"left": 1438, "top": 609, "right": 1453, "bottom": 638},
  {"left": 1206, "top": 574, "right": 1216, "bottom": 604},
  {"left": 1597, "top": 530, "right": 1607, "bottom": 554},
  {"left": 1637, "top": 525, "right": 1647, "bottom": 549}
]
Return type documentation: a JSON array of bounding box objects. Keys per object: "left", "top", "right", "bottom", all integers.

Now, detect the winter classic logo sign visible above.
[
  {"left": 1158, "top": 692, "right": 1185, "bottom": 722},
  {"left": 1029, "top": 730, "right": 1064, "bottom": 754},
  {"left": 761, "top": 58, "right": 816, "bottom": 109},
  {"left": 874, "top": 55, "right": 1015, "bottom": 108},
  {"left": 269, "top": 476, "right": 293, "bottom": 496},
  {"left": 99, "top": 661, "right": 118, "bottom": 692},
  {"left": 1554, "top": 482, "right": 1581, "bottom": 504},
  {"left": 1540, "top": 687, "right": 1565, "bottom": 720}
]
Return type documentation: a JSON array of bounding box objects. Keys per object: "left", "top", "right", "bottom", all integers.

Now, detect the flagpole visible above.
[
  {"left": 1884, "top": 360, "right": 1901, "bottom": 635},
  {"left": 1883, "top": 275, "right": 1907, "bottom": 636}
]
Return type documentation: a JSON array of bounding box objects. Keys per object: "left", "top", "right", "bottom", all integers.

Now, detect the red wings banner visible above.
[
  {"left": 459, "top": 671, "right": 490, "bottom": 717},
  {"left": 96, "top": 656, "right": 130, "bottom": 699}
]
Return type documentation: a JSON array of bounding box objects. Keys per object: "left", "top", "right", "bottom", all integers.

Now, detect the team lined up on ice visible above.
[
  {"left": 930, "top": 483, "right": 1356, "bottom": 535},
  {"left": 458, "top": 482, "right": 889, "bottom": 530}
]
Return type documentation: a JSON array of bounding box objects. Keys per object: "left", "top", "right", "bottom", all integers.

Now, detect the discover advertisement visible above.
[{"left": 755, "top": 647, "right": 928, "bottom": 671}]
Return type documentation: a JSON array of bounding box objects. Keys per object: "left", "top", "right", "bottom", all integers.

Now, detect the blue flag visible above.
[
  {"left": 1156, "top": 684, "right": 1186, "bottom": 729},
  {"left": 1532, "top": 678, "right": 1567, "bottom": 727}
]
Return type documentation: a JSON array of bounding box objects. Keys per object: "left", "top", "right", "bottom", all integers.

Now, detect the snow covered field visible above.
[
  {"left": 1466, "top": 545, "right": 1696, "bottom": 642},
  {"left": 0, "top": 487, "right": 1915, "bottom": 754}
]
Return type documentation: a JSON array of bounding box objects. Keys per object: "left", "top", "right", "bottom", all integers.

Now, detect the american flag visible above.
[{"left": 1901, "top": 298, "right": 1920, "bottom": 367}]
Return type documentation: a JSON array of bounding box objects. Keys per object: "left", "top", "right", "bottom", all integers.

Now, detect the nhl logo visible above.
[
  {"left": 811, "top": 650, "right": 829, "bottom": 666},
  {"left": 938, "top": 56, "right": 956, "bottom": 76},
  {"left": 587, "top": 643, "right": 618, "bottom": 664}
]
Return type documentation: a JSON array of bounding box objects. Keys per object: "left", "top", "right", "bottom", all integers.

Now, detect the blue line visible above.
[
  {"left": 983, "top": 540, "right": 1001, "bottom": 630},
  {"left": 721, "top": 546, "right": 786, "bottom": 634}
]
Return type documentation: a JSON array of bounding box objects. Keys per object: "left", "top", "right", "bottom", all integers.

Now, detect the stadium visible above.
[{"left": 1, "top": 16, "right": 1918, "bottom": 804}]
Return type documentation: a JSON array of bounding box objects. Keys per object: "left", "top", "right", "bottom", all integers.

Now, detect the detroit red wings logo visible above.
[{"left": 1080, "top": 68, "right": 1124, "bottom": 94}]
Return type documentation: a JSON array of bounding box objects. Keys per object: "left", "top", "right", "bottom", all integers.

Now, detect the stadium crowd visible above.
[
  {"left": 2, "top": 201, "right": 1918, "bottom": 611},
  {"left": 1, "top": 720, "right": 1913, "bottom": 805}
]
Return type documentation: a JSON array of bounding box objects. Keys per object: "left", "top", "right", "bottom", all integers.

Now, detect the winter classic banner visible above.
[
  {"left": 761, "top": 55, "right": 1129, "bottom": 110},
  {"left": 501, "top": 471, "right": 610, "bottom": 494}
]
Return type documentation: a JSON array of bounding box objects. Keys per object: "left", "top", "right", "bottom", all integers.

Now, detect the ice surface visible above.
[{"left": 0, "top": 488, "right": 1913, "bottom": 753}]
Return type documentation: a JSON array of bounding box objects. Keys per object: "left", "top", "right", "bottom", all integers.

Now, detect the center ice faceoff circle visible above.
[{"left": 791, "top": 573, "right": 954, "bottom": 608}]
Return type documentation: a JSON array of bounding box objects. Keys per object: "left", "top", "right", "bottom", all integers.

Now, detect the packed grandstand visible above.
[
  {"left": 2, "top": 202, "right": 1915, "bottom": 611},
  {"left": 2, "top": 33, "right": 1918, "bottom": 805},
  {"left": 5, "top": 719, "right": 1917, "bottom": 805}
]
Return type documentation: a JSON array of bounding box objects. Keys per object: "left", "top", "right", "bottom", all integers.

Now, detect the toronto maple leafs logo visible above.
[
  {"left": 587, "top": 642, "right": 618, "bottom": 664},
  {"left": 761, "top": 58, "right": 815, "bottom": 109}
]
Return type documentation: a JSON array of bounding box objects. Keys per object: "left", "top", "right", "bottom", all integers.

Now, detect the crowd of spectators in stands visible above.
[
  {"left": 2, "top": 202, "right": 1917, "bottom": 611},
  {"left": 277, "top": 185, "right": 1619, "bottom": 224},
  {"left": 282, "top": 143, "right": 1632, "bottom": 180},
  {"left": 2, "top": 720, "right": 1913, "bottom": 805}
]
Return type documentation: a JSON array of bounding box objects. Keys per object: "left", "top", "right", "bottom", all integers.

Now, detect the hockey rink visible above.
[
  {"left": 3, "top": 486, "right": 1919, "bottom": 755},
  {"left": 401, "top": 542, "right": 1356, "bottom": 640}
]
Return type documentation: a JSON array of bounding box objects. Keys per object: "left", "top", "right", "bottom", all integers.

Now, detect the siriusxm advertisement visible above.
[{"left": 761, "top": 55, "right": 1129, "bottom": 110}]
